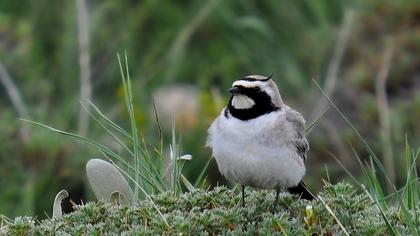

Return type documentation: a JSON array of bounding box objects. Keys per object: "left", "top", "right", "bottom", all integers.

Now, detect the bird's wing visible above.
[{"left": 285, "top": 106, "right": 309, "bottom": 161}]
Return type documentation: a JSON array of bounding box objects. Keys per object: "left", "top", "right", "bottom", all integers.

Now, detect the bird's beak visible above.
[{"left": 228, "top": 86, "right": 241, "bottom": 94}]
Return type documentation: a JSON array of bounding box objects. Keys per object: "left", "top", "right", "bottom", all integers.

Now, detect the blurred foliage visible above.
[{"left": 0, "top": 0, "right": 419, "bottom": 219}]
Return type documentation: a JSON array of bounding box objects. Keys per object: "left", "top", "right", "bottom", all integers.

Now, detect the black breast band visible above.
[{"left": 227, "top": 87, "right": 279, "bottom": 120}]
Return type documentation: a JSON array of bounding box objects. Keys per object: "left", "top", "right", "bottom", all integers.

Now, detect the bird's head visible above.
[
  {"left": 226, "top": 75, "right": 283, "bottom": 120},
  {"left": 228, "top": 75, "right": 283, "bottom": 109}
]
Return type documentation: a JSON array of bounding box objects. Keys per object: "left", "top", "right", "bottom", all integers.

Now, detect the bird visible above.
[{"left": 206, "top": 74, "right": 314, "bottom": 212}]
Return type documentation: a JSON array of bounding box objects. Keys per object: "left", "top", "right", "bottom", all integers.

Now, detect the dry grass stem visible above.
[
  {"left": 164, "top": 0, "right": 221, "bottom": 82},
  {"left": 0, "top": 61, "right": 31, "bottom": 142},
  {"left": 76, "top": 0, "right": 92, "bottom": 137},
  {"left": 311, "top": 9, "right": 354, "bottom": 120},
  {"left": 375, "top": 39, "right": 395, "bottom": 187}
]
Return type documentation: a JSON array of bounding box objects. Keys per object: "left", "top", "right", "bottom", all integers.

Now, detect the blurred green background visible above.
[{"left": 0, "top": 0, "right": 419, "bottom": 219}]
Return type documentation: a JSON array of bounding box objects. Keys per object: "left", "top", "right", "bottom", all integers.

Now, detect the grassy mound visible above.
[{"left": 2, "top": 183, "right": 416, "bottom": 235}]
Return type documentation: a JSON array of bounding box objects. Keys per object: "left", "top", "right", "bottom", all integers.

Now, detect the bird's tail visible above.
[{"left": 288, "top": 181, "right": 314, "bottom": 200}]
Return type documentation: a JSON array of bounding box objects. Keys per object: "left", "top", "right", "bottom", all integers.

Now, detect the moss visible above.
[{"left": 2, "top": 183, "right": 414, "bottom": 235}]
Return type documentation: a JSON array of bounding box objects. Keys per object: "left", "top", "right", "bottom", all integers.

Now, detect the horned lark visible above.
[{"left": 206, "top": 75, "right": 313, "bottom": 212}]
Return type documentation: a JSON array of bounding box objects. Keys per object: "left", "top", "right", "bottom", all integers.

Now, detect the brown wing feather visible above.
[{"left": 285, "top": 107, "right": 309, "bottom": 161}]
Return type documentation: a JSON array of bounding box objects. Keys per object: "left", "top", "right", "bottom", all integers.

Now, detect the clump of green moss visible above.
[{"left": 2, "top": 182, "right": 416, "bottom": 235}]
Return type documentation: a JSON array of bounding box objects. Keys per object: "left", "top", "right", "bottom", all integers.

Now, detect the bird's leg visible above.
[
  {"left": 272, "top": 188, "right": 280, "bottom": 214},
  {"left": 241, "top": 185, "right": 245, "bottom": 207}
]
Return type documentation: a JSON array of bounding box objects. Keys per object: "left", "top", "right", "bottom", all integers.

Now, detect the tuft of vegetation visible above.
[
  {"left": 21, "top": 53, "right": 204, "bottom": 202},
  {"left": 2, "top": 183, "right": 417, "bottom": 235},
  {"left": 1, "top": 0, "right": 419, "bottom": 219}
]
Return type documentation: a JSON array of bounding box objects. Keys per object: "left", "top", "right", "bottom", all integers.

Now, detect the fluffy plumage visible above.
[{"left": 206, "top": 75, "right": 312, "bottom": 203}]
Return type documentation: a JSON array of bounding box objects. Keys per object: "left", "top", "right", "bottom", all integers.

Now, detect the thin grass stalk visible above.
[
  {"left": 117, "top": 53, "right": 142, "bottom": 199},
  {"left": 317, "top": 196, "right": 350, "bottom": 236},
  {"left": 86, "top": 100, "right": 165, "bottom": 190},
  {"left": 395, "top": 191, "right": 418, "bottom": 235},
  {"left": 310, "top": 9, "right": 353, "bottom": 120},
  {"left": 125, "top": 53, "right": 144, "bottom": 196},
  {"left": 412, "top": 147, "right": 420, "bottom": 203},
  {"left": 81, "top": 101, "right": 133, "bottom": 156},
  {"left": 361, "top": 186, "right": 398, "bottom": 236},
  {"left": 164, "top": 0, "right": 221, "bottom": 82},
  {"left": 170, "top": 143, "right": 175, "bottom": 193},
  {"left": 324, "top": 164, "right": 331, "bottom": 183},
  {"left": 138, "top": 135, "right": 158, "bottom": 192},
  {"left": 305, "top": 106, "right": 330, "bottom": 135},
  {"left": 0, "top": 214, "right": 12, "bottom": 225},
  {"left": 194, "top": 157, "right": 212, "bottom": 188},
  {"left": 0, "top": 60, "right": 31, "bottom": 142},
  {"left": 331, "top": 136, "right": 418, "bottom": 235},
  {"left": 141, "top": 135, "right": 166, "bottom": 190},
  {"left": 380, "top": 179, "right": 420, "bottom": 202},
  {"left": 152, "top": 98, "right": 163, "bottom": 140},
  {"left": 87, "top": 101, "right": 131, "bottom": 137},
  {"left": 313, "top": 79, "right": 395, "bottom": 189},
  {"left": 104, "top": 153, "right": 169, "bottom": 227},
  {"left": 348, "top": 144, "right": 388, "bottom": 209},
  {"left": 81, "top": 102, "right": 164, "bottom": 192},
  {"left": 20, "top": 119, "right": 136, "bottom": 172},
  {"left": 170, "top": 115, "right": 182, "bottom": 194},
  {"left": 180, "top": 174, "right": 195, "bottom": 192},
  {"left": 330, "top": 150, "right": 418, "bottom": 203},
  {"left": 404, "top": 138, "right": 414, "bottom": 209},
  {"left": 328, "top": 152, "right": 360, "bottom": 186},
  {"left": 375, "top": 41, "right": 395, "bottom": 189},
  {"left": 152, "top": 98, "right": 165, "bottom": 186},
  {"left": 403, "top": 137, "right": 419, "bottom": 210},
  {"left": 76, "top": 0, "right": 92, "bottom": 137},
  {"left": 170, "top": 116, "right": 176, "bottom": 193},
  {"left": 397, "top": 140, "right": 419, "bottom": 236}
]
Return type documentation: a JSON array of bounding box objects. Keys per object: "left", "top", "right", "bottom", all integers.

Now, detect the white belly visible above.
[
  {"left": 208, "top": 110, "right": 305, "bottom": 189},
  {"left": 212, "top": 139, "right": 305, "bottom": 189}
]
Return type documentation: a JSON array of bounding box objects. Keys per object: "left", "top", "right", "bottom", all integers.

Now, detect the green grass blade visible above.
[
  {"left": 107, "top": 155, "right": 169, "bottom": 227},
  {"left": 328, "top": 151, "right": 361, "bottom": 186},
  {"left": 83, "top": 102, "right": 165, "bottom": 192},
  {"left": 379, "top": 178, "right": 420, "bottom": 202},
  {"left": 19, "top": 119, "right": 168, "bottom": 192},
  {"left": 0, "top": 214, "right": 12, "bottom": 224},
  {"left": 305, "top": 105, "right": 330, "bottom": 135},
  {"left": 99, "top": 151, "right": 163, "bottom": 193},
  {"left": 87, "top": 100, "right": 131, "bottom": 138},
  {"left": 21, "top": 119, "right": 163, "bottom": 194},
  {"left": 21, "top": 118, "right": 159, "bottom": 194},
  {"left": 404, "top": 138, "right": 414, "bottom": 210},
  {"left": 194, "top": 157, "right": 212, "bottom": 188},
  {"left": 395, "top": 191, "right": 418, "bottom": 236},
  {"left": 317, "top": 196, "right": 350, "bottom": 236},
  {"left": 138, "top": 133, "right": 165, "bottom": 188},
  {"left": 361, "top": 186, "right": 399, "bottom": 236},
  {"left": 349, "top": 144, "right": 388, "bottom": 209},
  {"left": 81, "top": 101, "right": 134, "bottom": 156},
  {"left": 118, "top": 52, "right": 142, "bottom": 199},
  {"left": 21, "top": 119, "right": 133, "bottom": 169},
  {"left": 180, "top": 174, "right": 195, "bottom": 192},
  {"left": 170, "top": 116, "right": 179, "bottom": 194},
  {"left": 313, "top": 79, "right": 395, "bottom": 190},
  {"left": 88, "top": 100, "right": 164, "bottom": 176}
]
